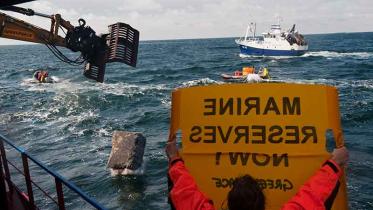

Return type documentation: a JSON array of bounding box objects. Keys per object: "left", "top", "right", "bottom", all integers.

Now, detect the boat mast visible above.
[{"left": 244, "top": 23, "right": 250, "bottom": 41}]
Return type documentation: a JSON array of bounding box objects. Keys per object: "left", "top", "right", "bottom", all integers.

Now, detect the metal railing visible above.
[{"left": 0, "top": 133, "right": 107, "bottom": 210}]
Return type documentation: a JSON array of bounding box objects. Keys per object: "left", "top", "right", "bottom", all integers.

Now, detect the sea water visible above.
[{"left": 0, "top": 32, "right": 372, "bottom": 209}]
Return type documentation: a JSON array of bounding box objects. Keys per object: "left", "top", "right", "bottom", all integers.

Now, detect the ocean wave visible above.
[
  {"left": 177, "top": 77, "right": 373, "bottom": 92},
  {"left": 6, "top": 109, "right": 50, "bottom": 122},
  {"left": 239, "top": 51, "right": 373, "bottom": 59},
  {"left": 160, "top": 98, "right": 171, "bottom": 108},
  {"left": 265, "top": 78, "right": 332, "bottom": 84},
  {"left": 21, "top": 77, "right": 75, "bottom": 92},
  {"left": 95, "top": 128, "right": 111, "bottom": 137},
  {"left": 270, "top": 78, "right": 373, "bottom": 90},
  {"left": 97, "top": 82, "right": 169, "bottom": 96},
  {"left": 1, "top": 98, "right": 100, "bottom": 132},
  {"left": 302, "top": 51, "right": 373, "bottom": 59},
  {"left": 179, "top": 78, "right": 224, "bottom": 88},
  {"left": 109, "top": 163, "right": 145, "bottom": 176},
  {"left": 239, "top": 53, "right": 296, "bottom": 60},
  {"left": 21, "top": 78, "right": 170, "bottom": 97},
  {"left": 336, "top": 79, "right": 373, "bottom": 89}
]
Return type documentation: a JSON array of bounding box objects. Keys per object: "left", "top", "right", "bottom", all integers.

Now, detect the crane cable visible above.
[
  {"left": 39, "top": 31, "right": 86, "bottom": 65},
  {"left": 6, "top": 15, "right": 87, "bottom": 65}
]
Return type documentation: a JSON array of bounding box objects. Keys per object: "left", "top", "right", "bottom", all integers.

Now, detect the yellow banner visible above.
[{"left": 170, "top": 83, "right": 348, "bottom": 210}]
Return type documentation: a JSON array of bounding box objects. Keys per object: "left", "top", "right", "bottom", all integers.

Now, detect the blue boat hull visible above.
[{"left": 239, "top": 45, "right": 307, "bottom": 56}]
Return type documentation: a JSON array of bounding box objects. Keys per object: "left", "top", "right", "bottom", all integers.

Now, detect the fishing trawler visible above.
[{"left": 235, "top": 21, "right": 308, "bottom": 56}]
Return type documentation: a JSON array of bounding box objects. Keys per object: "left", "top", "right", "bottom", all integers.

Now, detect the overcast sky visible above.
[{"left": 1, "top": 0, "right": 372, "bottom": 45}]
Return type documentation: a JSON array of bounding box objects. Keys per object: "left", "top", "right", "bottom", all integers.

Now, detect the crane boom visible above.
[{"left": 0, "top": 11, "right": 65, "bottom": 46}]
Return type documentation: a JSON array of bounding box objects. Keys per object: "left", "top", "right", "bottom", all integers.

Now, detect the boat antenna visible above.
[
  {"left": 277, "top": 15, "right": 283, "bottom": 26},
  {"left": 245, "top": 22, "right": 253, "bottom": 41}
]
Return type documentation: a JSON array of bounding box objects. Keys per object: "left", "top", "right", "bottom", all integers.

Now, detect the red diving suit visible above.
[
  {"left": 33, "top": 71, "right": 49, "bottom": 83},
  {"left": 168, "top": 157, "right": 342, "bottom": 210}
]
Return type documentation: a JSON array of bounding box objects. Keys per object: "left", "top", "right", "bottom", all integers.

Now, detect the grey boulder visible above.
[{"left": 107, "top": 131, "right": 146, "bottom": 175}]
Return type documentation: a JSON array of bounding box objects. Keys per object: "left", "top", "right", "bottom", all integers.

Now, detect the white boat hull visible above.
[{"left": 236, "top": 39, "right": 308, "bottom": 56}]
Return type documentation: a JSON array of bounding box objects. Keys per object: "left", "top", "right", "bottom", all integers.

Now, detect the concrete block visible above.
[{"left": 107, "top": 131, "right": 146, "bottom": 175}]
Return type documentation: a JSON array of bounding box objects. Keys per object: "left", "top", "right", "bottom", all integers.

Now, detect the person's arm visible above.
[
  {"left": 169, "top": 159, "right": 215, "bottom": 210},
  {"left": 282, "top": 147, "right": 348, "bottom": 210},
  {"left": 166, "top": 136, "right": 215, "bottom": 210}
]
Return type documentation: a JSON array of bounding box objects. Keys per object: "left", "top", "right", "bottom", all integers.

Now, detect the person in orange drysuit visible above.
[
  {"left": 33, "top": 70, "right": 50, "bottom": 83},
  {"left": 166, "top": 134, "right": 348, "bottom": 210}
]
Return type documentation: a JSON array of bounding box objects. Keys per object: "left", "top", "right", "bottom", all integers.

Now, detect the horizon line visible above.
[{"left": 0, "top": 31, "right": 372, "bottom": 46}]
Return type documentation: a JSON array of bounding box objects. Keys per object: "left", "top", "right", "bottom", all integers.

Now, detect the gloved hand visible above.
[
  {"left": 331, "top": 146, "right": 349, "bottom": 167},
  {"left": 165, "top": 134, "right": 179, "bottom": 161}
]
